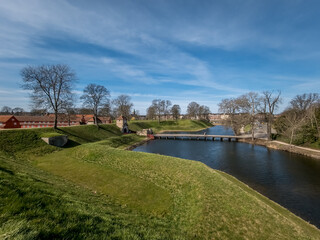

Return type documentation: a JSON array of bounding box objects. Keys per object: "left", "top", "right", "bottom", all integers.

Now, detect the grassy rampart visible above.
[
  {"left": 0, "top": 122, "right": 319, "bottom": 239},
  {"left": 128, "top": 119, "right": 212, "bottom": 133}
]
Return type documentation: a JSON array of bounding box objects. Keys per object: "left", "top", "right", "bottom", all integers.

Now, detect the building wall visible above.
[
  {"left": 0, "top": 117, "right": 21, "bottom": 129},
  {"left": 1, "top": 114, "right": 112, "bottom": 129},
  {"left": 19, "top": 121, "right": 79, "bottom": 128},
  {"left": 116, "top": 119, "right": 123, "bottom": 128}
]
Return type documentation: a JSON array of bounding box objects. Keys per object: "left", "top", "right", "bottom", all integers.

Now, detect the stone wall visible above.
[
  {"left": 136, "top": 129, "right": 153, "bottom": 136},
  {"left": 42, "top": 135, "right": 68, "bottom": 147}
]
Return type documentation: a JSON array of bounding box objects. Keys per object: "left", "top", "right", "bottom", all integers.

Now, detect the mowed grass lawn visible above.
[
  {"left": 1, "top": 121, "right": 320, "bottom": 239},
  {"left": 128, "top": 119, "right": 212, "bottom": 133}
]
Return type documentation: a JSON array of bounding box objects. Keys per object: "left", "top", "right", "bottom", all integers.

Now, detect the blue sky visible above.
[{"left": 0, "top": 0, "right": 320, "bottom": 114}]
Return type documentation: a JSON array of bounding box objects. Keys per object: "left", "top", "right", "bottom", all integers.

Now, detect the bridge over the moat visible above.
[{"left": 153, "top": 134, "right": 251, "bottom": 141}]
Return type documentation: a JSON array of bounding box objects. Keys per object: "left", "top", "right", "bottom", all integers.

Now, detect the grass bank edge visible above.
[{"left": 33, "top": 143, "right": 320, "bottom": 238}]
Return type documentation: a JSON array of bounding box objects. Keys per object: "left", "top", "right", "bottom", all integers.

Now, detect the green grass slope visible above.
[
  {"left": 1, "top": 123, "right": 320, "bottom": 239},
  {"left": 0, "top": 124, "right": 139, "bottom": 155},
  {"left": 128, "top": 119, "right": 212, "bottom": 133},
  {"left": 1, "top": 152, "right": 176, "bottom": 239}
]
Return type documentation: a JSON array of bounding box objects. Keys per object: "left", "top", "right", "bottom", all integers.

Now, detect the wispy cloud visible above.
[{"left": 0, "top": 0, "right": 319, "bottom": 113}]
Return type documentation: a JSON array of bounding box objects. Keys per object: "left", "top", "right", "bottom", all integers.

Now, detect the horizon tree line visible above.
[
  {"left": 218, "top": 91, "right": 320, "bottom": 145},
  {"left": 2, "top": 64, "right": 319, "bottom": 137},
  {"left": 146, "top": 100, "right": 210, "bottom": 122}
]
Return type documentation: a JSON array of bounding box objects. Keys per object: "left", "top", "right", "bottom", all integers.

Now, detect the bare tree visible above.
[
  {"left": 290, "top": 93, "right": 320, "bottom": 140},
  {"left": 290, "top": 93, "right": 319, "bottom": 111},
  {"left": 171, "top": 104, "right": 181, "bottom": 121},
  {"left": 279, "top": 109, "right": 306, "bottom": 145},
  {"left": 61, "top": 99, "right": 76, "bottom": 126},
  {"left": 187, "top": 102, "right": 200, "bottom": 119},
  {"left": 30, "top": 108, "right": 47, "bottom": 116},
  {"left": 218, "top": 97, "right": 249, "bottom": 135},
  {"left": 1, "top": 106, "right": 12, "bottom": 114},
  {"left": 81, "top": 84, "right": 110, "bottom": 127},
  {"left": 12, "top": 107, "right": 25, "bottom": 115},
  {"left": 164, "top": 100, "right": 172, "bottom": 120},
  {"left": 218, "top": 98, "right": 237, "bottom": 133},
  {"left": 306, "top": 101, "right": 320, "bottom": 138},
  {"left": 147, "top": 106, "right": 156, "bottom": 120},
  {"left": 262, "top": 91, "right": 282, "bottom": 140},
  {"left": 99, "top": 101, "right": 112, "bottom": 117},
  {"left": 112, "top": 94, "right": 133, "bottom": 120},
  {"left": 151, "top": 99, "right": 165, "bottom": 123},
  {"left": 21, "top": 64, "right": 76, "bottom": 129},
  {"left": 78, "top": 108, "right": 93, "bottom": 115},
  {"left": 242, "top": 92, "right": 261, "bottom": 140},
  {"left": 198, "top": 105, "right": 211, "bottom": 121}
]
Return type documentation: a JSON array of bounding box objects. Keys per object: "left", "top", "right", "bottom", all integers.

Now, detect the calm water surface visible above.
[{"left": 134, "top": 126, "right": 320, "bottom": 228}]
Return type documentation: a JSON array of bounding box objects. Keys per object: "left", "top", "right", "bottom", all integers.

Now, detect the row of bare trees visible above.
[
  {"left": 20, "top": 64, "right": 134, "bottom": 128},
  {"left": 218, "top": 91, "right": 282, "bottom": 140},
  {"left": 275, "top": 93, "right": 320, "bottom": 145},
  {"left": 0, "top": 106, "right": 25, "bottom": 115},
  {"left": 187, "top": 102, "right": 210, "bottom": 120},
  {"left": 146, "top": 100, "right": 210, "bottom": 122},
  {"left": 147, "top": 100, "right": 176, "bottom": 122}
]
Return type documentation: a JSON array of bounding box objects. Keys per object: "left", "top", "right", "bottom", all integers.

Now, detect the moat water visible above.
[{"left": 134, "top": 126, "right": 320, "bottom": 228}]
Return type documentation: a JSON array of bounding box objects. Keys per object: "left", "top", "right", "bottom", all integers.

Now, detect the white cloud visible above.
[{"left": 0, "top": 0, "right": 319, "bottom": 113}]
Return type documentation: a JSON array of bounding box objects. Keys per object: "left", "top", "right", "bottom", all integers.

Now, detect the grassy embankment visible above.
[
  {"left": 1, "top": 121, "right": 320, "bottom": 239},
  {"left": 275, "top": 135, "right": 320, "bottom": 150},
  {"left": 128, "top": 119, "right": 212, "bottom": 133}
]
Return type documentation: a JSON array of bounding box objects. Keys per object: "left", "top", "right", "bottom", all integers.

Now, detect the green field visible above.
[
  {"left": 1, "top": 121, "right": 319, "bottom": 239},
  {"left": 128, "top": 119, "right": 212, "bottom": 133}
]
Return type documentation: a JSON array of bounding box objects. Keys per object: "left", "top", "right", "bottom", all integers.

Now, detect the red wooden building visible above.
[
  {"left": 0, "top": 114, "right": 112, "bottom": 129},
  {"left": 0, "top": 115, "right": 21, "bottom": 129}
]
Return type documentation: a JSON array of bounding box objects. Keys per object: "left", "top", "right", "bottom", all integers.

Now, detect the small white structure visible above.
[
  {"left": 116, "top": 115, "right": 129, "bottom": 133},
  {"left": 136, "top": 128, "right": 153, "bottom": 136},
  {"left": 41, "top": 135, "right": 68, "bottom": 147}
]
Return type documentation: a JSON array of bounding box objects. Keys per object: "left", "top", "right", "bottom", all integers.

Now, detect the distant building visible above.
[
  {"left": 98, "top": 117, "right": 112, "bottom": 124},
  {"left": 82, "top": 115, "right": 112, "bottom": 125},
  {"left": 16, "top": 115, "right": 80, "bottom": 128},
  {"left": 208, "top": 113, "right": 229, "bottom": 123},
  {"left": 116, "top": 115, "right": 129, "bottom": 133},
  {"left": 0, "top": 115, "right": 21, "bottom": 129},
  {"left": 0, "top": 114, "right": 112, "bottom": 129}
]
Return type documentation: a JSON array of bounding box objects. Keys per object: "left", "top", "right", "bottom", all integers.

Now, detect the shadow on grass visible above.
[
  {"left": 63, "top": 139, "right": 81, "bottom": 148},
  {"left": 57, "top": 128, "right": 93, "bottom": 143},
  {"left": 0, "top": 166, "right": 14, "bottom": 175}
]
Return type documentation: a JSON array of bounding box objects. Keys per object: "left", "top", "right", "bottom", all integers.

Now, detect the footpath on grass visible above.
[
  {"left": 1, "top": 120, "right": 320, "bottom": 239},
  {"left": 240, "top": 138, "right": 320, "bottom": 159}
]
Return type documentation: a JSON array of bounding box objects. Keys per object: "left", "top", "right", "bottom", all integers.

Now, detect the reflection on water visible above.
[{"left": 134, "top": 126, "right": 320, "bottom": 228}]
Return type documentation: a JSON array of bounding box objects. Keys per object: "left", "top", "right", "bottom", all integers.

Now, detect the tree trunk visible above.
[
  {"left": 290, "top": 128, "right": 295, "bottom": 145},
  {"left": 68, "top": 113, "right": 71, "bottom": 126},
  {"left": 54, "top": 110, "right": 58, "bottom": 129},
  {"left": 312, "top": 112, "right": 320, "bottom": 138},
  {"left": 95, "top": 114, "right": 99, "bottom": 128},
  {"left": 251, "top": 116, "right": 255, "bottom": 141},
  {"left": 94, "top": 106, "right": 99, "bottom": 128},
  {"left": 267, "top": 114, "right": 272, "bottom": 140}
]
